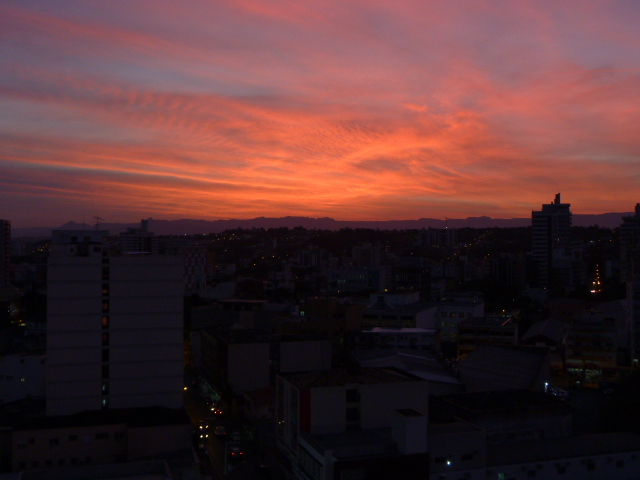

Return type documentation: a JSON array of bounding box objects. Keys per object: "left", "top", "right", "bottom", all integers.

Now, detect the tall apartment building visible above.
[
  {"left": 620, "top": 204, "right": 640, "bottom": 281},
  {"left": 531, "top": 193, "right": 572, "bottom": 292},
  {"left": 0, "top": 219, "right": 10, "bottom": 287},
  {"left": 46, "top": 230, "right": 184, "bottom": 416},
  {"left": 616, "top": 204, "right": 640, "bottom": 363}
]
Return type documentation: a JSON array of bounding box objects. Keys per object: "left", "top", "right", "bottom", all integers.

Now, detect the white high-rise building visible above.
[{"left": 46, "top": 230, "right": 184, "bottom": 416}]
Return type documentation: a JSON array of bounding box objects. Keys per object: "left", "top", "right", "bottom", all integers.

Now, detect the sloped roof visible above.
[
  {"left": 521, "top": 318, "right": 566, "bottom": 344},
  {"left": 353, "top": 349, "right": 460, "bottom": 385}
]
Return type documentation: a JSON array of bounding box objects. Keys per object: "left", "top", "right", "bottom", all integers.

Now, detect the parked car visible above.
[
  {"left": 214, "top": 426, "right": 227, "bottom": 437},
  {"left": 228, "top": 445, "right": 244, "bottom": 462}
]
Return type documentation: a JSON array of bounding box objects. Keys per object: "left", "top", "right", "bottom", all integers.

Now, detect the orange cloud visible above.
[{"left": 1, "top": 1, "right": 640, "bottom": 227}]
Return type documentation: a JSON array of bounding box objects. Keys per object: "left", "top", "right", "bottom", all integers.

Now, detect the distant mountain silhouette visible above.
[{"left": 12, "top": 212, "right": 632, "bottom": 237}]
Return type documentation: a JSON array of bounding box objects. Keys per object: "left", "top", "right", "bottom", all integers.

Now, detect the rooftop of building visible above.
[
  {"left": 487, "top": 432, "right": 640, "bottom": 467},
  {"left": 352, "top": 349, "right": 461, "bottom": 386},
  {"left": 364, "top": 299, "right": 481, "bottom": 316},
  {"left": 363, "top": 327, "right": 438, "bottom": 334},
  {"left": 300, "top": 428, "right": 398, "bottom": 460},
  {"left": 202, "top": 328, "right": 327, "bottom": 344},
  {"left": 281, "top": 367, "right": 421, "bottom": 389},
  {"left": 437, "top": 388, "right": 567, "bottom": 413},
  {"left": 458, "top": 316, "right": 516, "bottom": 328},
  {"left": 218, "top": 298, "right": 268, "bottom": 304},
  {"left": 5, "top": 404, "right": 190, "bottom": 431},
  {"left": 521, "top": 318, "right": 566, "bottom": 344},
  {"left": 427, "top": 418, "right": 484, "bottom": 436},
  {"left": 458, "top": 345, "right": 550, "bottom": 392}
]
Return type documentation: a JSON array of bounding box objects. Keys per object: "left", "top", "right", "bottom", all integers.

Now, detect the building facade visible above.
[
  {"left": 620, "top": 204, "right": 640, "bottom": 282},
  {"left": 46, "top": 231, "right": 184, "bottom": 416},
  {"left": 276, "top": 368, "right": 430, "bottom": 480}
]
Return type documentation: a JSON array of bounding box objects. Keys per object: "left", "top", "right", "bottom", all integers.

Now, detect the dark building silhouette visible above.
[
  {"left": 531, "top": 193, "right": 572, "bottom": 293},
  {"left": 0, "top": 220, "right": 10, "bottom": 288},
  {"left": 620, "top": 203, "right": 640, "bottom": 281}
]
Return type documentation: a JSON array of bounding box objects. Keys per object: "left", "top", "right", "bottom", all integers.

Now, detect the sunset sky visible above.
[{"left": 1, "top": 1, "right": 639, "bottom": 228}]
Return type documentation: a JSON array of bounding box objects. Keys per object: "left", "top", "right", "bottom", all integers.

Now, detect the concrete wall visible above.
[
  {"left": 127, "top": 423, "right": 191, "bottom": 460},
  {"left": 228, "top": 342, "right": 270, "bottom": 394},
  {"left": 310, "top": 386, "right": 346, "bottom": 434},
  {"left": 280, "top": 340, "right": 332, "bottom": 373},
  {"left": 359, "top": 380, "right": 429, "bottom": 430}
]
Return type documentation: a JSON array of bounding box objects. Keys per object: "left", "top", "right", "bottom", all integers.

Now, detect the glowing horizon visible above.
[{"left": 2, "top": 1, "right": 640, "bottom": 228}]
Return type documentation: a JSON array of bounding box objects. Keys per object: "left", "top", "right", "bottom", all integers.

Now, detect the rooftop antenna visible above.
[
  {"left": 93, "top": 215, "right": 104, "bottom": 230},
  {"left": 445, "top": 217, "right": 448, "bottom": 229}
]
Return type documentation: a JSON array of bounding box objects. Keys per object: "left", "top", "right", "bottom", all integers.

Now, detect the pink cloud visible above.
[{"left": 1, "top": 1, "right": 640, "bottom": 226}]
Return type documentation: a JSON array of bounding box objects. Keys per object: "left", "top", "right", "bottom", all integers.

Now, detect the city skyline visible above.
[{"left": 2, "top": 1, "right": 640, "bottom": 228}]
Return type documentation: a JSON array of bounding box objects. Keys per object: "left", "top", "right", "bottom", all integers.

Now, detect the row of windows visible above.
[
  {"left": 0, "top": 375, "right": 27, "bottom": 382},
  {"left": 17, "top": 432, "right": 123, "bottom": 447},
  {"left": 441, "top": 312, "right": 473, "bottom": 318},
  {"left": 441, "top": 321, "right": 461, "bottom": 328},
  {"left": 362, "top": 318, "right": 414, "bottom": 327},
  {"left": 18, "top": 456, "right": 93, "bottom": 470}
]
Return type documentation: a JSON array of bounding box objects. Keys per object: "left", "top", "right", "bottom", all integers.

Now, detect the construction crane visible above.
[{"left": 93, "top": 216, "right": 104, "bottom": 230}]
